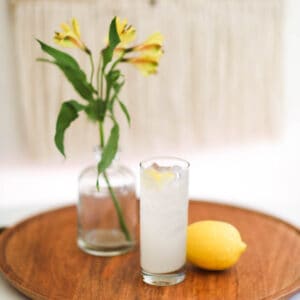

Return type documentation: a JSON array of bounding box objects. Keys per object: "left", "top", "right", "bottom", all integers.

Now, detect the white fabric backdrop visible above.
[{"left": 10, "top": 0, "right": 283, "bottom": 162}]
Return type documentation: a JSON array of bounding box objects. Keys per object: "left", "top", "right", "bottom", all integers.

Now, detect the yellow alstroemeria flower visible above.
[
  {"left": 116, "top": 17, "right": 136, "bottom": 47},
  {"left": 132, "top": 32, "right": 164, "bottom": 58},
  {"left": 122, "top": 33, "right": 163, "bottom": 76},
  {"left": 125, "top": 56, "right": 159, "bottom": 76},
  {"left": 54, "top": 18, "right": 90, "bottom": 53}
]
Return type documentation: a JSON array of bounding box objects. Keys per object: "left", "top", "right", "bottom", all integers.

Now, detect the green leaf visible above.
[
  {"left": 102, "top": 48, "right": 111, "bottom": 69},
  {"left": 109, "top": 17, "right": 121, "bottom": 49},
  {"left": 105, "top": 69, "right": 123, "bottom": 107},
  {"left": 102, "top": 17, "right": 121, "bottom": 68},
  {"left": 107, "top": 98, "right": 114, "bottom": 112},
  {"left": 36, "top": 58, "right": 54, "bottom": 63},
  {"left": 106, "top": 81, "right": 123, "bottom": 113},
  {"left": 55, "top": 100, "right": 85, "bottom": 156},
  {"left": 111, "top": 80, "right": 124, "bottom": 104},
  {"left": 107, "top": 69, "right": 121, "bottom": 83},
  {"left": 37, "top": 39, "right": 80, "bottom": 68},
  {"left": 118, "top": 99, "right": 131, "bottom": 126},
  {"left": 106, "top": 72, "right": 125, "bottom": 121},
  {"left": 84, "top": 99, "right": 106, "bottom": 122},
  {"left": 97, "top": 124, "right": 119, "bottom": 174},
  {"left": 36, "top": 39, "right": 96, "bottom": 101},
  {"left": 112, "top": 79, "right": 124, "bottom": 94}
]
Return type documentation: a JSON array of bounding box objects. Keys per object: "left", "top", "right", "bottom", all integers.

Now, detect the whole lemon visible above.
[{"left": 187, "top": 220, "right": 247, "bottom": 270}]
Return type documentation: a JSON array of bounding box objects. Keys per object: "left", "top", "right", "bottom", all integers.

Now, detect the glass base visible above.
[
  {"left": 77, "top": 229, "right": 135, "bottom": 257},
  {"left": 141, "top": 268, "right": 185, "bottom": 286}
]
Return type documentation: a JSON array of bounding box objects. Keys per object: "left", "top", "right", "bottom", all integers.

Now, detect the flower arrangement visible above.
[{"left": 37, "top": 17, "right": 163, "bottom": 241}]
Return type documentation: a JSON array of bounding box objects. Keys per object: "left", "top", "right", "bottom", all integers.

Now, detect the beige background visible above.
[{"left": 1, "top": 0, "right": 284, "bottom": 163}]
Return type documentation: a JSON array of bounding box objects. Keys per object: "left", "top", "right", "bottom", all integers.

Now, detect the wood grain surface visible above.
[{"left": 0, "top": 200, "right": 299, "bottom": 300}]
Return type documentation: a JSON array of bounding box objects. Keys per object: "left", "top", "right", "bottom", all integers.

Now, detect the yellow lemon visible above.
[
  {"left": 143, "top": 167, "right": 175, "bottom": 187},
  {"left": 186, "top": 220, "right": 247, "bottom": 270}
]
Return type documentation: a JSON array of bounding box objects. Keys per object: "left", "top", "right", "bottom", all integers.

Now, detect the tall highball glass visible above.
[{"left": 140, "top": 157, "right": 189, "bottom": 286}]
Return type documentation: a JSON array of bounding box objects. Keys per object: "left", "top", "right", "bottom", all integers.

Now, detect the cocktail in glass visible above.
[{"left": 140, "top": 157, "right": 189, "bottom": 286}]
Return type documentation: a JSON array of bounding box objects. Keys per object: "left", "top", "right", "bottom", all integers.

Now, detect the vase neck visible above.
[{"left": 93, "top": 145, "right": 120, "bottom": 165}]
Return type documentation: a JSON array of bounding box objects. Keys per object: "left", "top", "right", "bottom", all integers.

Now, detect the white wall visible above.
[
  {"left": 1, "top": 0, "right": 299, "bottom": 162},
  {"left": 0, "top": 0, "right": 287, "bottom": 163},
  {"left": 0, "top": 0, "right": 21, "bottom": 161},
  {"left": 284, "top": 0, "right": 300, "bottom": 138}
]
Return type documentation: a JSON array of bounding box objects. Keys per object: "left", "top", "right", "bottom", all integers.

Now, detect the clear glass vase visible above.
[{"left": 77, "top": 147, "right": 137, "bottom": 256}]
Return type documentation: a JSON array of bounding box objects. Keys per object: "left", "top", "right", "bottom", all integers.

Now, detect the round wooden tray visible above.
[{"left": 0, "top": 200, "right": 300, "bottom": 300}]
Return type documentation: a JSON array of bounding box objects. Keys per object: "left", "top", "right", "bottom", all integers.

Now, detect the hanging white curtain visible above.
[{"left": 10, "top": 0, "right": 283, "bottom": 161}]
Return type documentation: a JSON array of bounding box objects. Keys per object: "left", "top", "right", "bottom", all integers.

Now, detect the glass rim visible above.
[{"left": 139, "top": 156, "right": 190, "bottom": 169}]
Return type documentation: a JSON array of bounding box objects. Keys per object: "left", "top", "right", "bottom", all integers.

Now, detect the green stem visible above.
[
  {"left": 100, "top": 66, "right": 104, "bottom": 99},
  {"left": 103, "top": 172, "right": 132, "bottom": 241},
  {"left": 109, "top": 52, "right": 125, "bottom": 73},
  {"left": 96, "top": 54, "right": 102, "bottom": 97},
  {"left": 97, "top": 120, "right": 131, "bottom": 241},
  {"left": 103, "top": 54, "right": 125, "bottom": 103},
  {"left": 88, "top": 53, "right": 94, "bottom": 84},
  {"left": 110, "top": 58, "right": 121, "bottom": 72},
  {"left": 99, "top": 121, "right": 105, "bottom": 147}
]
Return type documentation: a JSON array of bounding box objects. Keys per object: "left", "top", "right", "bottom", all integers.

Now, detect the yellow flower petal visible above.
[
  {"left": 134, "top": 44, "right": 163, "bottom": 58},
  {"left": 54, "top": 36, "right": 74, "bottom": 48},
  {"left": 54, "top": 18, "right": 89, "bottom": 53},
  {"left": 61, "top": 23, "right": 71, "bottom": 33},
  {"left": 127, "top": 56, "right": 158, "bottom": 76},
  {"left": 72, "top": 18, "right": 81, "bottom": 38},
  {"left": 144, "top": 32, "right": 164, "bottom": 45},
  {"left": 116, "top": 17, "right": 127, "bottom": 36},
  {"left": 132, "top": 32, "right": 164, "bottom": 58},
  {"left": 115, "top": 17, "right": 136, "bottom": 47}
]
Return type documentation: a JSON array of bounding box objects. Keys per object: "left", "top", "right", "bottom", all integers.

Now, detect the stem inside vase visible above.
[{"left": 98, "top": 121, "right": 132, "bottom": 242}]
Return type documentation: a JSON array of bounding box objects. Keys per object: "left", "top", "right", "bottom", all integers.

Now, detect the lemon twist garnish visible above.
[{"left": 144, "top": 167, "right": 175, "bottom": 187}]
